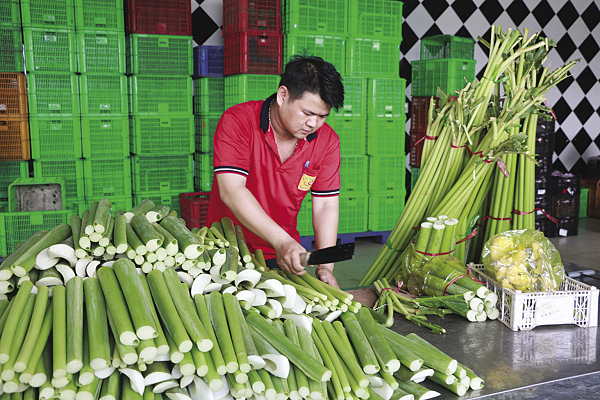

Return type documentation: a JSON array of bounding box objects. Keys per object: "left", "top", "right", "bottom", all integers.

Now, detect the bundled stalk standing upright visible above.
[{"left": 360, "top": 26, "right": 577, "bottom": 286}]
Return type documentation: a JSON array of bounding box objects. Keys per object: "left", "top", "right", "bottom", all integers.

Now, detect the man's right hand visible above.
[{"left": 274, "top": 238, "right": 308, "bottom": 275}]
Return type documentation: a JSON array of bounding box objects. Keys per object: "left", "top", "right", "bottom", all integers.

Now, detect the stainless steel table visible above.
[{"left": 388, "top": 313, "right": 599, "bottom": 399}]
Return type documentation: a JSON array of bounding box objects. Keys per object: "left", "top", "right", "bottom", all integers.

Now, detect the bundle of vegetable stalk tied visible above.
[
  {"left": 0, "top": 198, "right": 483, "bottom": 400},
  {"left": 360, "top": 26, "right": 578, "bottom": 286},
  {"left": 372, "top": 215, "right": 499, "bottom": 334}
]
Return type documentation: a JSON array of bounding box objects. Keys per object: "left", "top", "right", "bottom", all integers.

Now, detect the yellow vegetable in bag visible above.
[{"left": 482, "top": 229, "right": 565, "bottom": 292}]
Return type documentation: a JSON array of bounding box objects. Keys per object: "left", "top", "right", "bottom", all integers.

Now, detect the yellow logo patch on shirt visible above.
[{"left": 298, "top": 173, "right": 316, "bottom": 191}]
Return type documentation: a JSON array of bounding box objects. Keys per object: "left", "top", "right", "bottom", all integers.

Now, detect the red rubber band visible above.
[
  {"left": 415, "top": 249, "right": 455, "bottom": 257},
  {"left": 467, "top": 265, "right": 486, "bottom": 285},
  {"left": 456, "top": 228, "right": 478, "bottom": 244},
  {"left": 443, "top": 274, "right": 466, "bottom": 295},
  {"left": 513, "top": 208, "right": 558, "bottom": 224}
]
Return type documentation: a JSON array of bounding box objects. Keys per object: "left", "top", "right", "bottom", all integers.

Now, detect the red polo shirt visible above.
[{"left": 206, "top": 93, "right": 341, "bottom": 260}]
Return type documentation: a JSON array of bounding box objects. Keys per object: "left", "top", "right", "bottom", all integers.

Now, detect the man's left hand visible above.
[{"left": 315, "top": 263, "right": 339, "bottom": 289}]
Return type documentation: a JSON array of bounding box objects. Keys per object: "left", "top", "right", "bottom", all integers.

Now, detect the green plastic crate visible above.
[
  {"left": 0, "top": 25, "right": 24, "bottom": 72},
  {"left": 193, "top": 152, "right": 214, "bottom": 191},
  {"left": 27, "top": 73, "right": 80, "bottom": 117},
  {"left": 79, "top": 74, "right": 128, "bottom": 116},
  {"left": 132, "top": 154, "right": 193, "bottom": 194},
  {"left": 7, "top": 177, "right": 66, "bottom": 212},
  {"left": 349, "top": 0, "right": 402, "bottom": 40},
  {"left": 326, "top": 117, "right": 366, "bottom": 156},
  {"left": 368, "top": 155, "right": 406, "bottom": 192},
  {"left": 224, "top": 74, "right": 280, "bottom": 109},
  {"left": 580, "top": 188, "right": 589, "bottom": 218},
  {"left": 284, "top": 34, "right": 346, "bottom": 75},
  {"left": 297, "top": 193, "right": 313, "bottom": 236},
  {"left": 330, "top": 77, "right": 366, "bottom": 118},
  {"left": 83, "top": 157, "right": 132, "bottom": 199},
  {"left": 194, "top": 78, "right": 225, "bottom": 115},
  {"left": 411, "top": 59, "right": 476, "bottom": 97},
  {"left": 77, "top": 30, "right": 126, "bottom": 74},
  {"left": 338, "top": 191, "right": 368, "bottom": 234},
  {"left": 29, "top": 116, "right": 83, "bottom": 159},
  {"left": 20, "top": 0, "right": 76, "bottom": 27},
  {"left": 0, "top": 209, "right": 73, "bottom": 257},
  {"left": 340, "top": 155, "right": 368, "bottom": 193},
  {"left": 282, "top": 0, "right": 347, "bottom": 35},
  {"left": 410, "top": 167, "right": 420, "bottom": 191},
  {"left": 366, "top": 116, "right": 405, "bottom": 156},
  {"left": 346, "top": 38, "right": 400, "bottom": 78},
  {"left": 74, "top": 0, "right": 124, "bottom": 30},
  {"left": 0, "top": 1, "right": 21, "bottom": 25},
  {"left": 32, "top": 158, "right": 85, "bottom": 204},
  {"left": 0, "top": 161, "right": 29, "bottom": 201},
  {"left": 421, "top": 35, "right": 475, "bottom": 60},
  {"left": 23, "top": 27, "right": 78, "bottom": 73},
  {"left": 130, "top": 115, "right": 194, "bottom": 155},
  {"left": 194, "top": 114, "right": 221, "bottom": 153},
  {"left": 127, "top": 34, "right": 193, "bottom": 76},
  {"left": 129, "top": 76, "right": 193, "bottom": 115},
  {"left": 133, "top": 190, "right": 182, "bottom": 218},
  {"left": 82, "top": 116, "right": 129, "bottom": 158},
  {"left": 84, "top": 195, "right": 132, "bottom": 216},
  {"left": 368, "top": 189, "right": 405, "bottom": 231},
  {"left": 368, "top": 78, "right": 406, "bottom": 118}
]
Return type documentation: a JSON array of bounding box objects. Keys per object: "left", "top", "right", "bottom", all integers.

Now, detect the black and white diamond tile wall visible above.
[{"left": 191, "top": 0, "right": 600, "bottom": 176}]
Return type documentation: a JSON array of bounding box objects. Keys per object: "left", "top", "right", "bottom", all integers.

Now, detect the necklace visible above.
[{"left": 269, "top": 99, "right": 299, "bottom": 147}]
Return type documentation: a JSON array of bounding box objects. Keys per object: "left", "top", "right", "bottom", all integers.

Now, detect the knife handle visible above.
[{"left": 299, "top": 252, "right": 311, "bottom": 267}]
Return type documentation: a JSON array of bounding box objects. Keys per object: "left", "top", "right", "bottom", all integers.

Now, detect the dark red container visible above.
[
  {"left": 179, "top": 192, "right": 211, "bottom": 229},
  {"left": 409, "top": 129, "right": 425, "bottom": 167},
  {"left": 223, "top": 0, "right": 281, "bottom": 35},
  {"left": 224, "top": 31, "right": 283, "bottom": 76},
  {"left": 410, "top": 96, "right": 457, "bottom": 132},
  {"left": 125, "top": 0, "right": 191, "bottom": 35}
]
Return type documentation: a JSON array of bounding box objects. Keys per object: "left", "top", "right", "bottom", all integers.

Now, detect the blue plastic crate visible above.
[{"left": 194, "top": 45, "right": 224, "bottom": 77}]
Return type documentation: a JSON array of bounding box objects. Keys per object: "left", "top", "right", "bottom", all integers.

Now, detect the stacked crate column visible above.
[
  {"left": 126, "top": 29, "right": 194, "bottom": 212},
  {"left": 76, "top": 0, "right": 130, "bottom": 210}
]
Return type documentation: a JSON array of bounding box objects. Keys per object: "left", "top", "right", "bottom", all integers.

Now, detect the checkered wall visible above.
[{"left": 191, "top": 0, "right": 600, "bottom": 176}]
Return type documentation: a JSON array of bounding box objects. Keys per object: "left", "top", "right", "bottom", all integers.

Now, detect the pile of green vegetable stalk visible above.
[
  {"left": 0, "top": 198, "right": 483, "bottom": 400},
  {"left": 360, "top": 26, "right": 578, "bottom": 286}
]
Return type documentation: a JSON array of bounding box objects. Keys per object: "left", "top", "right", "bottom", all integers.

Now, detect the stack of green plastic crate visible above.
[
  {"left": 193, "top": 77, "right": 224, "bottom": 192},
  {"left": 127, "top": 33, "right": 194, "bottom": 216},
  {"left": 76, "top": 0, "right": 132, "bottom": 214},
  {"left": 0, "top": 0, "right": 24, "bottom": 72},
  {"left": 366, "top": 77, "right": 407, "bottom": 232},
  {"left": 0, "top": 2, "right": 28, "bottom": 213},
  {"left": 23, "top": 0, "right": 86, "bottom": 214},
  {"left": 411, "top": 35, "right": 476, "bottom": 97}
]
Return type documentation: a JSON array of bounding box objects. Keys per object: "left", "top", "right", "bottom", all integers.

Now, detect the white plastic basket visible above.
[{"left": 470, "top": 264, "right": 599, "bottom": 331}]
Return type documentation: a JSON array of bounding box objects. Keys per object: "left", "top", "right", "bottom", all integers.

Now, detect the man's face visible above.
[{"left": 277, "top": 89, "right": 332, "bottom": 140}]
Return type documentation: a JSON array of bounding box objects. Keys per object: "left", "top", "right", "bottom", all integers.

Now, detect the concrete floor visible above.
[{"left": 312, "top": 218, "right": 600, "bottom": 290}]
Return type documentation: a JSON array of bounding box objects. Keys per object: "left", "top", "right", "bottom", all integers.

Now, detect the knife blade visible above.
[{"left": 300, "top": 243, "right": 355, "bottom": 266}]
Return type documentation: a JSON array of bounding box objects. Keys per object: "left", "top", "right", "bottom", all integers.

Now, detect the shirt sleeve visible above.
[
  {"left": 212, "top": 107, "right": 252, "bottom": 177},
  {"left": 311, "top": 129, "right": 341, "bottom": 197}
]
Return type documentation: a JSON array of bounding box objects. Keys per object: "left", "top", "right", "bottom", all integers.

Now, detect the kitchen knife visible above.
[{"left": 300, "top": 243, "right": 355, "bottom": 266}]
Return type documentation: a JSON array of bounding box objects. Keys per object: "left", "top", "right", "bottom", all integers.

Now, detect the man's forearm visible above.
[
  {"left": 219, "top": 180, "right": 290, "bottom": 248},
  {"left": 312, "top": 196, "right": 339, "bottom": 251}
]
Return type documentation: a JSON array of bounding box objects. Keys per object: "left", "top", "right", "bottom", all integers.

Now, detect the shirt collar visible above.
[{"left": 261, "top": 94, "right": 318, "bottom": 142}]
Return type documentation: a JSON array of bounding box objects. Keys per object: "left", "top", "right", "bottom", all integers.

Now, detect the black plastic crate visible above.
[
  {"left": 535, "top": 153, "right": 553, "bottom": 176},
  {"left": 535, "top": 218, "right": 552, "bottom": 236},
  {"left": 535, "top": 176, "right": 549, "bottom": 197},
  {"left": 534, "top": 195, "right": 550, "bottom": 218},
  {"left": 551, "top": 196, "right": 579, "bottom": 218},
  {"left": 551, "top": 175, "right": 580, "bottom": 198},
  {"left": 536, "top": 115, "right": 554, "bottom": 136},
  {"left": 535, "top": 133, "right": 554, "bottom": 157},
  {"left": 547, "top": 216, "right": 578, "bottom": 237}
]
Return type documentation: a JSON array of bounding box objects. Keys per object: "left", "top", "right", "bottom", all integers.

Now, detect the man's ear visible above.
[{"left": 277, "top": 86, "right": 288, "bottom": 106}]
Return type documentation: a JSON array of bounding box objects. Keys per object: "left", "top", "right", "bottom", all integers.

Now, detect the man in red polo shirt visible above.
[{"left": 206, "top": 55, "right": 344, "bottom": 288}]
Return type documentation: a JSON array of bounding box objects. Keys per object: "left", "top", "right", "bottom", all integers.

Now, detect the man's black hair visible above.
[{"left": 279, "top": 53, "right": 344, "bottom": 112}]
